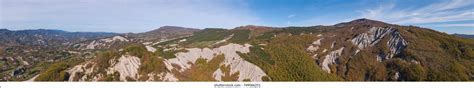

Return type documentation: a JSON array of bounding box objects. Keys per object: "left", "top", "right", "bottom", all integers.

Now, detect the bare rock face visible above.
[
  {"left": 145, "top": 45, "right": 157, "bottom": 52},
  {"left": 351, "top": 27, "right": 408, "bottom": 61},
  {"left": 309, "top": 26, "right": 409, "bottom": 74},
  {"left": 321, "top": 47, "right": 344, "bottom": 73},
  {"left": 307, "top": 38, "right": 324, "bottom": 59},
  {"left": 387, "top": 30, "right": 408, "bottom": 58},
  {"left": 351, "top": 27, "right": 394, "bottom": 49},
  {"left": 163, "top": 43, "right": 268, "bottom": 81},
  {"left": 306, "top": 45, "right": 319, "bottom": 52},
  {"left": 68, "top": 55, "right": 141, "bottom": 81},
  {"left": 312, "top": 38, "right": 323, "bottom": 45},
  {"left": 67, "top": 61, "right": 98, "bottom": 81},
  {"left": 112, "top": 55, "right": 141, "bottom": 81}
]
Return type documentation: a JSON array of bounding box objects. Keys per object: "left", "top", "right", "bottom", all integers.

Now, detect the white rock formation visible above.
[
  {"left": 179, "top": 39, "right": 187, "bottom": 42},
  {"left": 354, "top": 49, "right": 360, "bottom": 55},
  {"left": 109, "top": 36, "right": 130, "bottom": 42},
  {"left": 84, "top": 36, "right": 129, "bottom": 50},
  {"left": 112, "top": 55, "right": 141, "bottom": 81},
  {"left": 317, "top": 34, "right": 323, "bottom": 37},
  {"left": 387, "top": 31, "right": 408, "bottom": 58},
  {"left": 68, "top": 55, "right": 141, "bottom": 81},
  {"left": 143, "top": 42, "right": 152, "bottom": 45},
  {"left": 306, "top": 45, "right": 319, "bottom": 52},
  {"left": 67, "top": 61, "right": 97, "bottom": 81},
  {"left": 351, "top": 27, "right": 394, "bottom": 49},
  {"left": 212, "top": 69, "right": 224, "bottom": 81},
  {"left": 393, "top": 72, "right": 400, "bottom": 80},
  {"left": 331, "top": 41, "right": 336, "bottom": 48},
  {"left": 145, "top": 46, "right": 157, "bottom": 52},
  {"left": 312, "top": 38, "right": 323, "bottom": 45},
  {"left": 163, "top": 43, "right": 267, "bottom": 81},
  {"left": 85, "top": 41, "right": 99, "bottom": 49},
  {"left": 307, "top": 38, "right": 323, "bottom": 58},
  {"left": 321, "top": 47, "right": 344, "bottom": 73},
  {"left": 351, "top": 27, "right": 408, "bottom": 61}
]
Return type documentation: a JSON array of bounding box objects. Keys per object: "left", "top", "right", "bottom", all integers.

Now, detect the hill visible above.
[{"left": 2, "top": 19, "right": 473, "bottom": 81}]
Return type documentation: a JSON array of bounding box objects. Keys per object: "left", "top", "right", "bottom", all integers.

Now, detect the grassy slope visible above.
[
  {"left": 399, "top": 27, "right": 474, "bottom": 81},
  {"left": 240, "top": 28, "right": 342, "bottom": 81}
]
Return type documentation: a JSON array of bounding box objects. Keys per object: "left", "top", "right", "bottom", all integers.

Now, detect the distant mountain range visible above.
[
  {"left": 1, "top": 18, "right": 472, "bottom": 81},
  {"left": 0, "top": 29, "right": 116, "bottom": 46},
  {"left": 453, "top": 34, "right": 474, "bottom": 39}
]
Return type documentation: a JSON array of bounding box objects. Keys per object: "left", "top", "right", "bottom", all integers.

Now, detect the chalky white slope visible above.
[{"left": 163, "top": 43, "right": 267, "bottom": 81}]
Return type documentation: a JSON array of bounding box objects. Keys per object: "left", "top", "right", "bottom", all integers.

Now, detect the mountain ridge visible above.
[{"left": 1, "top": 18, "right": 472, "bottom": 81}]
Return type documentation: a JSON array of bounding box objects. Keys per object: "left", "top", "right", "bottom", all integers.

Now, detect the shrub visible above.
[
  {"left": 228, "top": 30, "right": 250, "bottom": 44},
  {"left": 35, "top": 62, "right": 70, "bottom": 81},
  {"left": 185, "top": 28, "right": 231, "bottom": 43},
  {"left": 241, "top": 35, "right": 341, "bottom": 81}
]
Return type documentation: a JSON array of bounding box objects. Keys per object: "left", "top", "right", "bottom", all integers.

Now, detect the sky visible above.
[{"left": 1, "top": 0, "right": 473, "bottom": 34}]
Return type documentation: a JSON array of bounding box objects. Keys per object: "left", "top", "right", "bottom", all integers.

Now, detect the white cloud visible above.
[
  {"left": 1, "top": 0, "right": 262, "bottom": 33},
  {"left": 433, "top": 23, "right": 474, "bottom": 27},
  {"left": 359, "top": 0, "right": 474, "bottom": 24},
  {"left": 287, "top": 14, "right": 295, "bottom": 18}
]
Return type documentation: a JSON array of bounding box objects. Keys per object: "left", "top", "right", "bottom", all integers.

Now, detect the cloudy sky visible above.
[{"left": 1, "top": 0, "right": 473, "bottom": 34}]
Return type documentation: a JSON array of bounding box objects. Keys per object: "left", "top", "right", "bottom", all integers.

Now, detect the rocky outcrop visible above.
[
  {"left": 312, "top": 38, "right": 323, "bottom": 45},
  {"left": 112, "top": 55, "right": 141, "bottom": 81},
  {"left": 321, "top": 47, "right": 344, "bottom": 73},
  {"left": 67, "top": 61, "right": 97, "bottom": 81},
  {"left": 307, "top": 38, "right": 324, "bottom": 57},
  {"left": 351, "top": 27, "right": 408, "bottom": 61},
  {"left": 68, "top": 55, "right": 141, "bottom": 81},
  {"left": 145, "top": 46, "right": 157, "bottom": 52},
  {"left": 351, "top": 27, "right": 394, "bottom": 49},
  {"left": 163, "top": 43, "right": 267, "bottom": 81},
  {"left": 387, "top": 31, "right": 408, "bottom": 58}
]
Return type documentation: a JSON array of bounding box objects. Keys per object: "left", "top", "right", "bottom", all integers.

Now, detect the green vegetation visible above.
[
  {"left": 34, "top": 62, "right": 70, "bottom": 81},
  {"left": 399, "top": 27, "right": 474, "bottom": 81},
  {"left": 185, "top": 28, "right": 231, "bottom": 43},
  {"left": 181, "top": 28, "right": 232, "bottom": 48},
  {"left": 219, "top": 64, "right": 240, "bottom": 81},
  {"left": 94, "top": 50, "right": 120, "bottom": 75},
  {"left": 256, "top": 32, "right": 275, "bottom": 40},
  {"left": 343, "top": 49, "right": 387, "bottom": 81},
  {"left": 155, "top": 47, "right": 188, "bottom": 59},
  {"left": 228, "top": 30, "right": 251, "bottom": 44},
  {"left": 238, "top": 45, "right": 274, "bottom": 67},
  {"left": 241, "top": 34, "right": 341, "bottom": 81},
  {"left": 0, "top": 61, "right": 4, "bottom": 69},
  {"left": 173, "top": 55, "right": 229, "bottom": 81},
  {"left": 122, "top": 44, "right": 168, "bottom": 81},
  {"left": 28, "top": 23, "right": 474, "bottom": 81},
  {"left": 35, "top": 58, "right": 84, "bottom": 81},
  {"left": 123, "top": 44, "right": 148, "bottom": 58}
]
